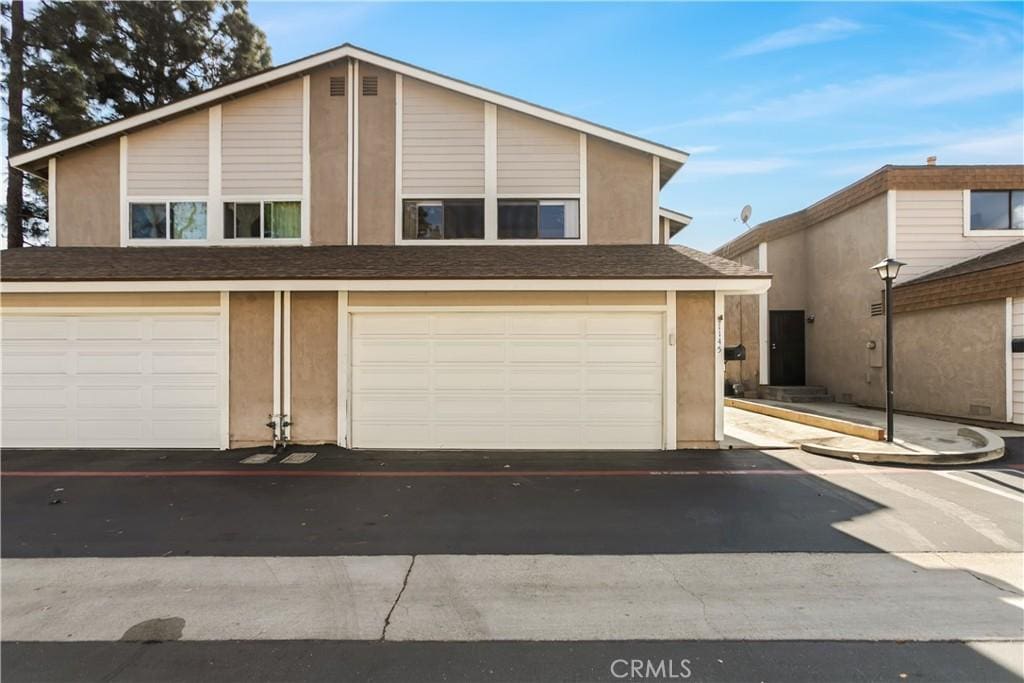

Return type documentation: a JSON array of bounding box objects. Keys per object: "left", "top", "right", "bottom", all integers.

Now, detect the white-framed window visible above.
[
  {"left": 498, "top": 199, "right": 580, "bottom": 240},
  {"left": 402, "top": 199, "right": 485, "bottom": 240},
  {"left": 224, "top": 200, "right": 302, "bottom": 240},
  {"left": 129, "top": 200, "right": 208, "bottom": 240},
  {"left": 969, "top": 190, "right": 1024, "bottom": 233}
]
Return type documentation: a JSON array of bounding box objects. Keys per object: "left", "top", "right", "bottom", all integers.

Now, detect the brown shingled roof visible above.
[
  {"left": 714, "top": 164, "right": 1024, "bottom": 260},
  {"left": 897, "top": 240, "right": 1024, "bottom": 286},
  {"left": 0, "top": 245, "right": 768, "bottom": 282}
]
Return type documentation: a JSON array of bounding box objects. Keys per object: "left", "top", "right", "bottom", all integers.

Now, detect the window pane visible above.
[
  {"left": 498, "top": 201, "right": 537, "bottom": 239},
  {"left": 403, "top": 201, "right": 443, "bottom": 239},
  {"left": 971, "top": 191, "right": 1010, "bottom": 229},
  {"left": 444, "top": 200, "right": 484, "bottom": 239},
  {"left": 130, "top": 203, "right": 167, "bottom": 239},
  {"left": 1012, "top": 191, "right": 1023, "bottom": 230},
  {"left": 170, "top": 202, "right": 207, "bottom": 240},
  {"left": 265, "top": 201, "right": 300, "bottom": 238},
  {"left": 233, "top": 203, "right": 261, "bottom": 238}
]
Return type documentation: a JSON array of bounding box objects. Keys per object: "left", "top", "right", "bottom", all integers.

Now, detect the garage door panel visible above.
[
  {"left": 354, "top": 339, "right": 431, "bottom": 363},
  {"left": 3, "top": 385, "right": 69, "bottom": 408},
  {"left": 508, "top": 340, "right": 582, "bottom": 363},
  {"left": 3, "top": 352, "right": 68, "bottom": 374},
  {"left": 76, "top": 352, "right": 144, "bottom": 374},
  {"left": 508, "top": 395, "right": 582, "bottom": 420},
  {"left": 433, "top": 367, "right": 506, "bottom": 390},
  {"left": 586, "top": 368, "right": 662, "bottom": 392},
  {"left": 586, "top": 341, "right": 661, "bottom": 363},
  {"left": 433, "top": 340, "right": 505, "bottom": 363},
  {"left": 2, "top": 318, "right": 71, "bottom": 340},
  {"left": 1, "top": 313, "right": 223, "bottom": 449},
  {"left": 354, "top": 366, "right": 430, "bottom": 391},
  {"left": 508, "top": 368, "right": 583, "bottom": 391},
  {"left": 77, "top": 385, "right": 144, "bottom": 408},
  {"left": 351, "top": 310, "right": 664, "bottom": 450},
  {"left": 77, "top": 318, "right": 145, "bottom": 340}
]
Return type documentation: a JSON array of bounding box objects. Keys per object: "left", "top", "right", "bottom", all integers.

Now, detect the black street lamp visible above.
[{"left": 871, "top": 257, "right": 906, "bottom": 442}]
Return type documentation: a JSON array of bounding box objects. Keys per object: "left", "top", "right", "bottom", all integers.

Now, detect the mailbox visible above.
[{"left": 724, "top": 344, "right": 746, "bottom": 361}]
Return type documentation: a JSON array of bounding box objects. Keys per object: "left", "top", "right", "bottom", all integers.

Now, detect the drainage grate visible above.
[
  {"left": 281, "top": 452, "right": 317, "bottom": 464},
  {"left": 240, "top": 453, "right": 276, "bottom": 464}
]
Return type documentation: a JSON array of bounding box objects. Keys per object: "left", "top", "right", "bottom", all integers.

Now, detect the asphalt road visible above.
[{"left": 2, "top": 440, "right": 1022, "bottom": 682}]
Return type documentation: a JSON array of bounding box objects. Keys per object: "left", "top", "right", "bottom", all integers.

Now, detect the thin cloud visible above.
[
  {"left": 727, "top": 18, "right": 862, "bottom": 58},
  {"left": 672, "top": 157, "right": 796, "bottom": 181}
]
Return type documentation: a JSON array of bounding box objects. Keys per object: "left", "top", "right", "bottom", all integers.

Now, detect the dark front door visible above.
[{"left": 769, "top": 310, "right": 805, "bottom": 386}]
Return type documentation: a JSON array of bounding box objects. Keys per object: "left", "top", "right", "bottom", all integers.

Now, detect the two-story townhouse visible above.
[
  {"left": 714, "top": 163, "right": 1024, "bottom": 425},
  {"left": 1, "top": 44, "right": 768, "bottom": 452}
]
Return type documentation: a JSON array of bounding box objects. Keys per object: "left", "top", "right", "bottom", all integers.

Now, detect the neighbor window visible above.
[
  {"left": 498, "top": 199, "right": 580, "bottom": 239},
  {"left": 970, "top": 190, "right": 1024, "bottom": 231},
  {"left": 130, "top": 201, "right": 207, "bottom": 240},
  {"left": 223, "top": 201, "right": 301, "bottom": 239},
  {"left": 402, "top": 199, "right": 484, "bottom": 240}
]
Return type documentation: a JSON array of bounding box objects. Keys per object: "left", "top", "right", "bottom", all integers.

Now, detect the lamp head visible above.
[{"left": 871, "top": 257, "right": 906, "bottom": 282}]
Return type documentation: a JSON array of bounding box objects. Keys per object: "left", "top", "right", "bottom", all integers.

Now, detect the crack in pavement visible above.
[
  {"left": 650, "top": 555, "right": 725, "bottom": 639},
  {"left": 932, "top": 553, "right": 1023, "bottom": 596},
  {"left": 380, "top": 555, "right": 416, "bottom": 641}
]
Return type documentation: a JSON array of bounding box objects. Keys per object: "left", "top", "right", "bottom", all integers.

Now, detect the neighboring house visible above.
[
  {"left": 0, "top": 44, "right": 768, "bottom": 451},
  {"left": 715, "top": 164, "right": 1024, "bottom": 425}
]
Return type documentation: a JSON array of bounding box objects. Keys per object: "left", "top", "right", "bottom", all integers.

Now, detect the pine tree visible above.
[{"left": 3, "top": 0, "right": 272, "bottom": 246}]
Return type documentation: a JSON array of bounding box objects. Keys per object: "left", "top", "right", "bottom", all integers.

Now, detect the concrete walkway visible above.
[
  {"left": 724, "top": 402, "right": 1006, "bottom": 465},
  {"left": 3, "top": 553, "right": 1022, "bottom": 642}
]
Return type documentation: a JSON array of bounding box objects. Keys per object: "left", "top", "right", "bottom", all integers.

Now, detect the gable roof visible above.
[
  {"left": 0, "top": 245, "right": 767, "bottom": 283},
  {"left": 659, "top": 207, "right": 693, "bottom": 238},
  {"left": 9, "top": 43, "right": 688, "bottom": 178},
  {"left": 713, "top": 164, "right": 1024, "bottom": 260}
]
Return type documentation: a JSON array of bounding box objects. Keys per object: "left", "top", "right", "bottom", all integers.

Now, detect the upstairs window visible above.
[
  {"left": 130, "top": 201, "right": 207, "bottom": 240},
  {"left": 403, "top": 199, "right": 484, "bottom": 240},
  {"left": 498, "top": 199, "right": 580, "bottom": 239},
  {"left": 970, "top": 190, "right": 1024, "bottom": 231},
  {"left": 224, "top": 201, "right": 301, "bottom": 240}
]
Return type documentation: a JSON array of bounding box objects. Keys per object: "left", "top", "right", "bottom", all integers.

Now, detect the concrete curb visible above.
[
  {"left": 799, "top": 427, "right": 1005, "bottom": 466},
  {"left": 725, "top": 398, "right": 884, "bottom": 441}
]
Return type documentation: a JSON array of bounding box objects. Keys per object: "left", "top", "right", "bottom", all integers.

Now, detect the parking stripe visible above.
[
  {"left": 933, "top": 471, "right": 1024, "bottom": 503},
  {"left": 3, "top": 465, "right": 1023, "bottom": 478}
]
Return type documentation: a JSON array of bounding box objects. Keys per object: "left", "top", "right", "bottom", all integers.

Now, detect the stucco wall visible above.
[
  {"left": 289, "top": 292, "right": 338, "bottom": 443},
  {"left": 357, "top": 64, "right": 396, "bottom": 245},
  {"left": 723, "top": 247, "right": 761, "bottom": 393},
  {"left": 766, "top": 230, "right": 806, "bottom": 311},
  {"left": 893, "top": 299, "right": 1006, "bottom": 421},
  {"left": 676, "top": 292, "right": 716, "bottom": 446},
  {"left": 587, "top": 137, "right": 653, "bottom": 245},
  {"left": 229, "top": 292, "right": 275, "bottom": 447},
  {"left": 801, "top": 194, "right": 887, "bottom": 406},
  {"left": 54, "top": 139, "right": 120, "bottom": 246},
  {"left": 309, "top": 63, "right": 349, "bottom": 245}
]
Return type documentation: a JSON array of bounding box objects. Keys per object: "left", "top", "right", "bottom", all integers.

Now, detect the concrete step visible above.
[{"left": 758, "top": 385, "right": 834, "bottom": 402}]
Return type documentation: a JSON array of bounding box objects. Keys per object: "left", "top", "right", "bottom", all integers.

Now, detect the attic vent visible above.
[
  {"left": 329, "top": 76, "right": 345, "bottom": 96},
  {"left": 869, "top": 301, "right": 885, "bottom": 317},
  {"left": 362, "top": 75, "right": 378, "bottom": 96}
]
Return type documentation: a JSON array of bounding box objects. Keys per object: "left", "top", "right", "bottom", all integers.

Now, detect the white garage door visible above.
[
  {"left": 351, "top": 310, "right": 664, "bottom": 449},
  {"left": 1, "top": 313, "right": 224, "bottom": 448}
]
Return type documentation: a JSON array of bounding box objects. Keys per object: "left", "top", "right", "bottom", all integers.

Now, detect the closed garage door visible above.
[
  {"left": 1, "top": 313, "right": 224, "bottom": 448},
  {"left": 351, "top": 310, "right": 664, "bottom": 449}
]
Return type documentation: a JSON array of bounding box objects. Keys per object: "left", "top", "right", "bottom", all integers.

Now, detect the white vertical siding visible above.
[
  {"left": 1013, "top": 298, "right": 1023, "bottom": 425},
  {"left": 402, "top": 78, "right": 484, "bottom": 195},
  {"left": 496, "top": 107, "right": 579, "bottom": 195},
  {"left": 894, "top": 190, "right": 1022, "bottom": 280},
  {"left": 222, "top": 80, "right": 303, "bottom": 195},
  {"left": 126, "top": 110, "right": 208, "bottom": 196}
]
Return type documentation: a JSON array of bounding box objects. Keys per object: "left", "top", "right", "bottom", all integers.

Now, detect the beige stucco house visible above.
[
  {"left": 715, "top": 164, "right": 1024, "bottom": 426},
  {"left": 1, "top": 44, "right": 768, "bottom": 451}
]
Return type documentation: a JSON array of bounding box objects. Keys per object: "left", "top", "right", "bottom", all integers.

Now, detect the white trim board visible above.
[
  {"left": 2, "top": 278, "right": 773, "bottom": 295},
  {"left": 47, "top": 158, "right": 57, "bottom": 246},
  {"left": 10, "top": 44, "right": 688, "bottom": 175},
  {"left": 757, "top": 241, "right": 769, "bottom": 386},
  {"left": 1007, "top": 297, "right": 1014, "bottom": 424}
]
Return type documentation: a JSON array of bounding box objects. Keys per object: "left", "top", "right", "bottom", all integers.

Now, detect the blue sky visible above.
[{"left": 250, "top": 1, "right": 1023, "bottom": 252}]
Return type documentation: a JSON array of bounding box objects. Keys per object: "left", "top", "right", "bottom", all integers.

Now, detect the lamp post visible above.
[{"left": 871, "top": 257, "right": 906, "bottom": 442}]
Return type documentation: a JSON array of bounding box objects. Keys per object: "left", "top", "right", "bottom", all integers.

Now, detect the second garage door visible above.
[{"left": 351, "top": 310, "right": 664, "bottom": 449}]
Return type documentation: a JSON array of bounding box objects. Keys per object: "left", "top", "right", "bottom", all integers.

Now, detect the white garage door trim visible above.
[
  {"left": 347, "top": 305, "right": 671, "bottom": 450},
  {"left": 2, "top": 307, "right": 228, "bottom": 449}
]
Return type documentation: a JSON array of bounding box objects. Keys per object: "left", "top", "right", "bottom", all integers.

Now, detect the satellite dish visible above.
[{"left": 740, "top": 205, "right": 752, "bottom": 226}]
